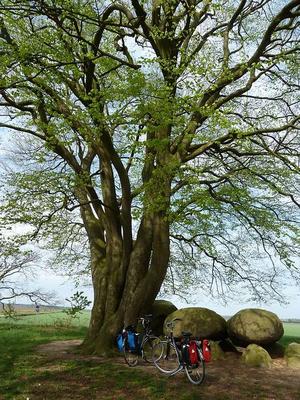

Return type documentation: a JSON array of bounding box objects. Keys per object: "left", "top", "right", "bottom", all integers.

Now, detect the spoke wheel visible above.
[
  {"left": 184, "top": 351, "right": 205, "bottom": 385},
  {"left": 152, "top": 341, "right": 180, "bottom": 374},
  {"left": 142, "top": 336, "right": 160, "bottom": 363},
  {"left": 123, "top": 337, "right": 139, "bottom": 367}
]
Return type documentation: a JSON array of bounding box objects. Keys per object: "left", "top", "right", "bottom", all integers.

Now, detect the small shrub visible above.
[
  {"left": 63, "top": 291, "right": 91, "bottom": 320},
  {"left": 2, "top": 303, "right": 19, "bottom": 320}
]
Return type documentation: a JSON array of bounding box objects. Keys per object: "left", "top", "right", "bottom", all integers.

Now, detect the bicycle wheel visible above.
[
  {"left": 142, "top": 335, "right": 160, "bottom": 363},
  {"left": 184, "top": 349, "right": 205, "bottom": 385},
  {"left": 152, "top": 341, "right": 180, "bottom": 374},
  {"left": 123, "top": 337, "right": 139, "bottom": 367}
]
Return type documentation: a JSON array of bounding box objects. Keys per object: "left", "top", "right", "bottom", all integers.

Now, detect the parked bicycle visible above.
[
  {"left": 152, "top": 318, "right": 208, "bottom": 385},
  {"left": 118, "top": 314, "right": 160, "bottom": 367}
]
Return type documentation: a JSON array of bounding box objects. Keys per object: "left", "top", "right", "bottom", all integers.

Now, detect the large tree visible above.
[{"left": 0, "top": 0, "right": 299, "bottom": 354}]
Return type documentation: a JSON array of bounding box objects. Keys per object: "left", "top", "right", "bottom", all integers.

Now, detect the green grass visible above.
[
  {"left": 0, "top": 321, "right": 87, "bottom": 399},
  {"left": 0, "top": 311, "right": 90, "bottom": 398},
  {"left": 283, "top": 322, "right": 300, "bottom": 337},
  {"left": 0, "top": 310, "right": 90, "bottom": 327},
  {"left": 280, "top": 322, "right": 300, "bottom": 347},
  {"left": 0, "top": 318, "right": 178, "bottom": 400},
  {"left": 0, "top": 316, "right": 299, "bottom": 399}
]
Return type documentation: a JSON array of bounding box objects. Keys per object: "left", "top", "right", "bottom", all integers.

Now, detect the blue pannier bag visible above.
[
  {"left": 116, "top": 333, "right": 124, "bottom": 352},
  {"left": 127, "top": 330, "right": 137, "bottom": 352}
]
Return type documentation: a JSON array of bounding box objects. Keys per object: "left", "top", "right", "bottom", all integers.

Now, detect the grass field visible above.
[
  {"left": 0, "top": 312, "right": 299, "bottom": 400},
  {"left": 0, "top": 310, "right": 91, "bottom": 327},
  {"left": 282, "top": 323, "right": 300, "bottom": 336},
  {"left": 279, "top": 322, "right": 300, "bottom": 347}
]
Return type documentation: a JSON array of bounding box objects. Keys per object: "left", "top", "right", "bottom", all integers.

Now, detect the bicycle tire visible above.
[
  {"left": 184, "top": 349, "right": 205, "bottom": 385},
  {"left": 123, "top": 337, "right": 139, "bottom": 367},
  {"left": 152, "top": 341, "right": 180, "bottom": 374},
  {"left": 142, "top": 335, "right": 160, "bottom": 363}
]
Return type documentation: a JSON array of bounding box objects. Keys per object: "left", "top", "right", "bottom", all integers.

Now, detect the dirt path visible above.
[{"left": 37, "top": 340, "right": 83, "bottom": 355}]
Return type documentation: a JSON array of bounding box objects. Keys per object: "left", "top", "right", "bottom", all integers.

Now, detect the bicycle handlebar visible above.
[
  {"left": 139, "top": 314, "right": 152, "bottom": 321},
  {"left": 165, "top": 318, "right": 182, "bottom": 330},
  {"left": 139, "top": 315, "right": 153, "bottom": 330}
]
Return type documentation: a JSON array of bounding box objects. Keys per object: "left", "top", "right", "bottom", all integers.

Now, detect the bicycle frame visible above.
[
  {"left": 164, "top": 332, "right": 199, "bottom": 375},
  {"left": 122, "top": 314, "right": 159, "bottom": 366},
  {"left": 153, "top": 318, "right": 206, "bottom": 384}
]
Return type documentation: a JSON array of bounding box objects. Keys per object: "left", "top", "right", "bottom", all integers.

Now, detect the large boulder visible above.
[
  {"left": 242, "top": 344, "right": 272, "bottom": 368},
  {"left": 227, "top": 309, "right": 284, "bottom": 346},
  {"left": 164, "top": 307, "right": 227, "bottom": 340},
  {"left": 149, "top": 300, "right": 178, "bottom": 336},
  {"left": 284, "top": 343, "right": 300, "bottom": 368}
]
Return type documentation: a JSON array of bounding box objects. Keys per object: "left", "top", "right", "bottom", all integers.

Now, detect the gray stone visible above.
[
  {"left": 227, "top": 308, "right": 284, "bottom": 346},
  {"left": 242, "top": 344, "right": 272, "bottom": 368},
  {"left": 284, "top": 342, "right": 300, "bottom": 368},
  {"left": 148, "top": 300, "right": 177, "bottom": 336},
  {"left": 164, "top": 307, "right": 227, "bottom": 340}
]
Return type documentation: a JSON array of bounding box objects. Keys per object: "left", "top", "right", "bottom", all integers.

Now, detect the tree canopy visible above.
[{"left": 0, "top": 0, "right": 299, "bottom": 353}]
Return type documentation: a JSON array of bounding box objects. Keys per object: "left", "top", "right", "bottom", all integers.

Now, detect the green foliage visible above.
[
  {"left": 0, "top": 0, "right": 299, "bottom": 304},
  {"left": 63, "top": 291, "right": 92, "bottom": 320}
]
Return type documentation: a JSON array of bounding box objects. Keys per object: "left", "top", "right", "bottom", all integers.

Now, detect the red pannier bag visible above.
[
  {"left": 202, "top": 339, "right": 212, "bottom": 362},
  {"left": 188, "top": 340, "right": 199, "bottom": 366}
]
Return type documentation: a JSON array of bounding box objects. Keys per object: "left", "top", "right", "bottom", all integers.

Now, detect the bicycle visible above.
[
  {"left": 122, "top": 314, "right": 160, "bottom": 367},
  {"left": 152, "top": 318, "right": 206, "bottom": 385}
]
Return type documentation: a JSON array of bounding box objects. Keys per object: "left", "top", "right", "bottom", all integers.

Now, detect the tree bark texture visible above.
[
  {"left": 78, "top": 136, "right": 172, "bottom": 355},
  {"left": 81, "top": 210, "right": 170, "bottom": 355}
]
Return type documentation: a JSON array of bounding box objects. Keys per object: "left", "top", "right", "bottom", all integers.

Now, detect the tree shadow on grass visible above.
[
  {"left": 0, "top": 323, "right": 86, "bottom": 399},
  {"left": 2, "top": 359, "right": 168, "bottom": 400}
]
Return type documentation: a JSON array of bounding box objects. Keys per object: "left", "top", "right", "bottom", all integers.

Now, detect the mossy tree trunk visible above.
[{"left": 74, "top": 125, "right": 172, "bottom": 355}]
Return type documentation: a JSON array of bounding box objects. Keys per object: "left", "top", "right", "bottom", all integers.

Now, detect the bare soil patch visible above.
[{"left": 37, "top": 340, "right": 83, "bottom": 355}]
